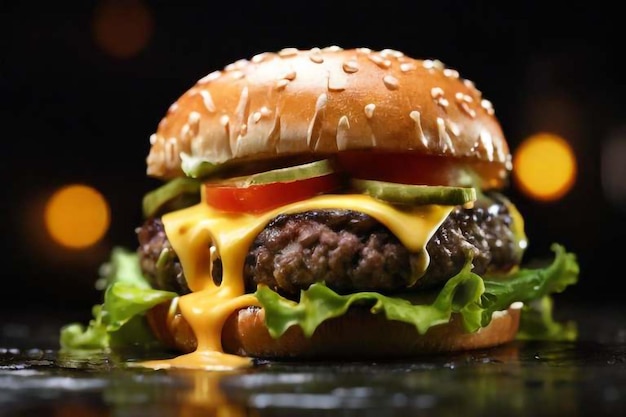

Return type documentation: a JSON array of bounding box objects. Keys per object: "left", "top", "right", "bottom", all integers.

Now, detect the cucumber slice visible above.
[
  {"left": 142, "top": 177, "right": 201, "bottom": 218},
  {"left": 352, "top": 179, "right": 476, "bottom": 206},
  {"left": 226, "top": 159, "right": 335, "bottom": 186}
]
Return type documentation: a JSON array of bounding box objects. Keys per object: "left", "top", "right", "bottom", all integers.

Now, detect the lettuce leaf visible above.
[
  {"left": 59, "top": 248, "right": 176, "bottom": 351},
  {"left": 60, "top": 243, "right": 579, "bottom": 352},
  {"left": 517, "top": 296, "right": 578, "bottom": 341},
  {"left": 256, "top": 243, "right": 579, "bottom": 341}
]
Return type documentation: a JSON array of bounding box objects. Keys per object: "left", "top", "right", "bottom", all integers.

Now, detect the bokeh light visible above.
[
  {"left": 513, "top": 132, "right": 577, "bottom": 201},
  {"left": 44, "top": 184, "right": 110, "bottom": 249},
  {"left": 601, "top": 129, "right": 626, "bottom": 211},
  {"left": 92, "top": 0, "right": 154, "bottom": 59}
]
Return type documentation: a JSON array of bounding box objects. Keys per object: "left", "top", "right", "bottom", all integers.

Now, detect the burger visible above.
[{"left": 60, "top": 46, "right": 579, "bottom": 369}]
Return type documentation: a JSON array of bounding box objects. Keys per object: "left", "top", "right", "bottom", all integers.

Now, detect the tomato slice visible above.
[
  {"left": 204, "top": 173, "right": 341, "bottom": 213},
  {"left": 337, "top": 151, "right": 465, "bottom": 186},
  {"left": 336, "top": 151, "right": 507, "bottom": 189}
]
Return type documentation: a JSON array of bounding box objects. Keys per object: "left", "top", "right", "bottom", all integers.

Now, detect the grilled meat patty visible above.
[{"left": 136, "top": 194, "right": 523, "bottom": 298}]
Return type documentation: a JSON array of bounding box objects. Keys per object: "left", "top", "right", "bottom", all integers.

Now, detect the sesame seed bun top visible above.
[{"left": 146, "top": 46, "right": 510, "bottom": 184}]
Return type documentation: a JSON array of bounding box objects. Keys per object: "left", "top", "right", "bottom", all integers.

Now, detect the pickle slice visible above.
[
  {"left": 352, "top": 179, "right": 476, "bottom": 206},
  {"left": 142, "top": 177, "right": 201, "bottom": 218},
  {"left": 223, "top": 159, "right": 335, "bottom": 186}
]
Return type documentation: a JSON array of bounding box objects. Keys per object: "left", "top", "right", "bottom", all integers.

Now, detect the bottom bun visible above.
[{"left": 147, "top": 302, "right": 521, "bottom": 359}]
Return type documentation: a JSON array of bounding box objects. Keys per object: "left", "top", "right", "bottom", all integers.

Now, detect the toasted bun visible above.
[
  {"left": 146, "top": 303, "right": 521, "bottom": 359},
  {"left": 147, "top": 46, "right": 509, "bottom": 181}
]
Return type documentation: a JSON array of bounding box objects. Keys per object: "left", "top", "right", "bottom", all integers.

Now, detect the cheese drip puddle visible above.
[{"left": 138, "top": 194, "right": 453, "bottom": 370}]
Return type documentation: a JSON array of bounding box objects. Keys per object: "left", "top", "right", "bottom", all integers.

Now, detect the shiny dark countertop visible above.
[{"left": 1, "top": 303, "right": 625, "bottom": 417}]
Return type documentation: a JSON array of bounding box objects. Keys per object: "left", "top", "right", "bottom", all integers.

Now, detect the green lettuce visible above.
[
  {"left": 60, "top": 243, "right": 578, "bottom": 353},
  {"left": 255, "top": 243, "right": 579, "bottom": 341},
  {"left": 59, "top": 248, "right": 177, "bottom": 351},
  {"left": 517, "top": 296, "right": 578, "bottom": 341}
]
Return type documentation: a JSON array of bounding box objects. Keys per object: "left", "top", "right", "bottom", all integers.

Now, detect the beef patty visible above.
[{"left": 136, "top": 194, "right": 523, "bottom": 298}]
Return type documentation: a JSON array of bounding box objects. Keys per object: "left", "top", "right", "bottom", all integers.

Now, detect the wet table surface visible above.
[{"left": 1, "top": 303, "right": 625, "bottom": 417}]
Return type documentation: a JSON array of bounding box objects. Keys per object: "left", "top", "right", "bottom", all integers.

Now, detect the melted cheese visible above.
[
  {"left": 506, "top": 200, "right": 528, "bottom": 251},
  {"left": 139, "top": 194, "right": 453, "bottom": 370}
]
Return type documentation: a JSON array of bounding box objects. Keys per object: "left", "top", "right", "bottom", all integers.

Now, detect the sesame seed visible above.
[
  {"left": 437, "top": 117, "right": 454, "bottom": 152},
  {"left": 357, "top": 47, "right": 372, "bottom": 54},
  {"left": 275, "top": 79, "right": 290, "bottom": 89},
  {"left": 432, "top": 60, "right": 445, "bottom": 69},
  {"left": 336, "top": 115, "right": 351, "bottom": 150},
  {"left": 235, "top": 86, "right": 250, "bottom": 129},
  {"left": 455, "top": 92, "right": 473, "bottom": 103},
  {"left": 495, "top": 141, "right": 506, "bottom": 163},
  {"left": 481, "top": 99, "right": 495, "bottom": 115},
  {"left": 505, "top": 154, "right": 513, "bottom": 170},
  {"left": 252, "top": 112, "right": 262, "bottom": 123},
  {"left": 188, "top": 111, "right": 201, "bottom": 125},
  {"left": 423, "top": 60, "right": 435, "bottom": 70},
  {"left": 164, "top": 137, "right": 178, "bottom": 167},
  {"left": 251, "top": 52, "right": 270, "bottom": 63},
  {"left": 443, "top": 68, "right": 459, "bottom": 79},
  {"left": 323, "top": 45, "right": 343, "bottom": 52},
  {"left": 278, "top": 47, "right": 299, "bottom": 57},
  {"left": 149, "top": 133, "right": 157, "bottom": 145},
  {"left": 315, "top": 93, "right": 328, "bottom": 111},
  {"left": 463, "top": 79, "right": 476, "bottom": 89},
  {"left": 200, "top": 90, "right": 216, "bottom": 113},
  {"left": 309, "top": 54, "right": 324, "bottom": 64},
  {"left": 307, "top": 93, "right": 328, "bottom": 149},
  {"left": 328, "top": 73, "right": 347, "bottom": 91},
  {"left": 480, "top": 129, "right": 494, "bottom": 160},
  {"left": 409, "top": 110, "right": 428, "bottom": 148},
  {"left": 400, "top": 62, "right": 416, "bottom": 72},
  {"left": 197, "top": 70, "right": 221, "bottom": 84},
  {"left": 282, "top": 68, "right": 297, "bottom": 80},
  {"left": 221, "top": 116, "right": 231, "bottom": 141},
  {"left": 168, "top": 102, "right": 179, "bottom": 113},
  {"left": 180, "top": 123, "right": 190, "bottom": 138},
  {"left": 459, "top": 101, "right": 476, "bottom": 118},
  {"left": 455, "top": 93, "right": 476, "bottom": 118},
  {"left": 423, "top": 59, "right": 444, "bottom": 70},
  {"left": 431, "top": 87, "right": 449, "bottom": 108},
  {"left": 226, "top": 59, "right": 249, "bottom": 71},
  {"left": 368, "top": 54, "right": 391, "bottom": 69},
  {"left": 309, "top": 47, "right": 324, "bottom": 63},
  {"left": 380, "top": 49, "right": 404, "bottom": 58},
  {"left": 431, "top": 87, "right": 444, "bottom": 99},
  {"left": 364, "top": 103, "right": 376, "bottom": 118},
  {"left": 231, "top": 70, "right": 245, "bottom": 80},
  {"left": 383, "top": 74, "right": 399, "bottom": 90},
  {"left": 342, "top": 60, "right": 359, "bottom": 73},
  {"left": 267, "top": 113, "right": 281, "bottom": 151},
  {"left": 446, "top": 119, "right": 460, "bottom": 136}
]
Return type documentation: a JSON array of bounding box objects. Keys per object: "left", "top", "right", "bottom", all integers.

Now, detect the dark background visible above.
[{"left": 2, "top": 1, "right": 624, "bottom": 315}]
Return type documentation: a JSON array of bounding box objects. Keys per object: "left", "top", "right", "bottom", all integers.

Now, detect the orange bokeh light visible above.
[
  {"left": 513, "top": 132, "right": 577, "bottom": 201},
  {"left": 44, "top": 184, "right": 110, "bottom": 249},
  {"left": 93, "top": 0, "right": 154, "bottom": 59}
]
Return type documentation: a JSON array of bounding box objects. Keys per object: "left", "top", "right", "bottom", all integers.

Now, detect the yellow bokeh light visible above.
[
  {"left": 513, "top": 132, "right": 577, "bottom": 201},
  {"left": 45, "top": 184, "right": 110, "bottom": 249}
]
